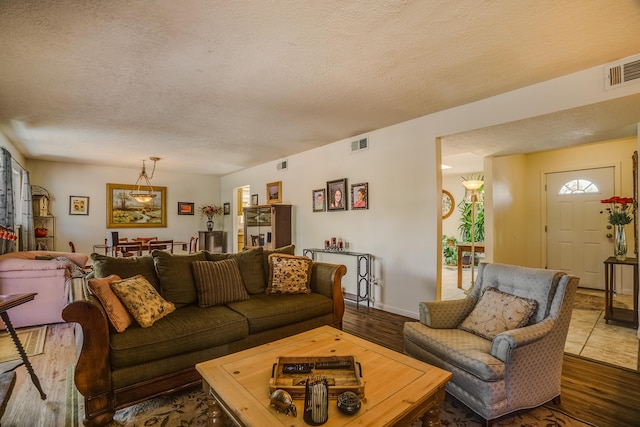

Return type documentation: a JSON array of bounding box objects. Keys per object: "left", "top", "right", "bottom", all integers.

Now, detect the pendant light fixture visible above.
[{"left": 130, "top": 157, "right": 161, "bottom": 204}]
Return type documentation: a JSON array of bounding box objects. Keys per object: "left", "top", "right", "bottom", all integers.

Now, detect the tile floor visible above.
[{"left": 441, "top": 265, "right": 639, "bottom": 371}]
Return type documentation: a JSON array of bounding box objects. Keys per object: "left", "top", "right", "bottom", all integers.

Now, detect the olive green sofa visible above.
[{"left": 63, "top": 246, "right": 347, "bottom": 427}]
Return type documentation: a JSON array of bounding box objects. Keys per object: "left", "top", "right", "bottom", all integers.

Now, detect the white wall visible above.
[
  {"left": 222, "top": 59, "right": 640, "bottom": 319},
  {"left": 27, "top": 160, "right": 221, "bottom": 256}
]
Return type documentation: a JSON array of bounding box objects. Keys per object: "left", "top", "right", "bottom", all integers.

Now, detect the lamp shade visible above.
[{"left": 462, "top": 180, "right": 484, "bottom": 190}]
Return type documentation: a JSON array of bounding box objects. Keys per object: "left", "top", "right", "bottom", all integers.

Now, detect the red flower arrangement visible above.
[
  {"left": 199, "top": 204, "right": 223, "bottom": 220},
  {"left": 600, "top": 196, "right": 634, "bottom": 225}
]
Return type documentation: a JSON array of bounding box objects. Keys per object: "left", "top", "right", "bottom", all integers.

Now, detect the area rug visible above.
[
  {"left": 65, "top": 365, "right": 596, "bottom": 427},
  {"left": 573, "top": 292, "right": 605, "bottom": 311},
  {"left": 0, "top": 325, "right": 47, "bottom": 363}
]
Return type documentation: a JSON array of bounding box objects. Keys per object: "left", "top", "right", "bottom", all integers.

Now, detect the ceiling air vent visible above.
[
  {"left": 604, "top": 54, "right": 640, "bottom": 90},
  {"left": 351, "top": 137, "right": 369, "bottom": 152},
  {"left": 276, "top": 160, "right": 288, "bottom": 171}
]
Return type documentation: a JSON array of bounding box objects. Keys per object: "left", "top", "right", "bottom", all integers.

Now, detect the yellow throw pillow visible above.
[
  {"left": 87, "top": 274, "right": 132, "bottom": 333},
  {"left": 458, "top": 287, "right": 538, "bottom": 340},
  {"left": 267, "top": 253, "right": 313, "bottom": 295},
  {"left": 110, "top": 274, "right": 176, "bottom": 328}
]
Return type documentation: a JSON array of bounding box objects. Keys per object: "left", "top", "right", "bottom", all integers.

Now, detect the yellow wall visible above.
[{"left": 491, "top": 137, "right": 637, "bottom": 268}]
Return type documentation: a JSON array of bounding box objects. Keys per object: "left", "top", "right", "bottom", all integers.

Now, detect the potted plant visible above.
[
  {"left": 457, "top": 175, "right": 484, "bottom": 266},
  {"left": 442, "top": 235, "right": 458, "bottom": 265}
]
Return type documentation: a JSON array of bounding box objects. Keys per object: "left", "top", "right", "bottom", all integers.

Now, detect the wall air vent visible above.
[
  {"left": 351, "top": 137, "right": 369, "bottom": 152},
  {"left": 604, "top": 54, "right": 640, "bottom": 90},
  {"left": 276, "top": 160, "right": 288, "bottom": 171}
]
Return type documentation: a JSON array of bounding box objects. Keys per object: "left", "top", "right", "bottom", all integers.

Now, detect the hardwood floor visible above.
[
  {"left": 1, "top": 304, "right": 638, "bottom": 426},
  {"left": 343, "top": 302, "right": 640, "bottom": 427}
]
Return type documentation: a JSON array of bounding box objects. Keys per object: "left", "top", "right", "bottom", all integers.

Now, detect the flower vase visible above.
[
  {"left": 614, "top": 224, "right": 628, "bottom": 261},
  {"left": 206, "top": 218, "right": 214, "bottom": 232}
]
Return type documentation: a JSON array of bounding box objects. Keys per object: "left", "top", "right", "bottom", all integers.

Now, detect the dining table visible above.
[{"left": 93, "top": 240, "right": 188, "bottom": 255}]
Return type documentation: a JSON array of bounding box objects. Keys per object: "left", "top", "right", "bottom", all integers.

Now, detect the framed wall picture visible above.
[
  {"left": 327, "top": 178, "right": 347, "bottom": 211},
  {"left": 251, "top": 194, "right": 259, "bottom": 206},
  {"left": 223, "top": 202, "right": 231, "bottom": 215},
  {"left": 69, "top": 196, "right": 89, "bottom": 215},
  {"left": 177, "top": 202, "right": 194, "bottom": 215},
  {"left": 106, "top": 183, "right": 167, "bottom": 228},
  {"left": 266, "top": 181, "right": 282, "bottom": 204},
  {"left": 312, "top": 188, "right": 326, "bottom": 212},
  {"left": 351, "top": 183, "right": 368, "bottom": 210}
]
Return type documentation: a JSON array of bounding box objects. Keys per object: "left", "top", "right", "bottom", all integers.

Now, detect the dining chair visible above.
[
  {"left": 68, "top": 241, "right": 76, "bottom": 253},
  {"left": 189, "top": 236, "right": 199, "bottom": 253},
  {"left": 148, "top": 239, "right": 174, "bottom": 254},
  {"left": 114, "top": 241, "right": 143, "bottom": 257}
]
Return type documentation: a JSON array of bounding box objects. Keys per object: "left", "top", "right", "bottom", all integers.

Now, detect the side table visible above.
[
  {"left": 603, "top": 257, "right": 639, "bottom": 328},
  {"left": 0, "top": 293, "right": 47, "bottom": 399}
]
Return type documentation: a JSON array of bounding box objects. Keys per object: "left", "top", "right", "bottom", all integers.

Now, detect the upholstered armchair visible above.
[{"left": 403, "top": 262, "right": 579, "bottom": 427}]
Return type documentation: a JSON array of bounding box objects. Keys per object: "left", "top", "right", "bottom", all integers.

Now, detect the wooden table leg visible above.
[
  {"left": 421, "top": 386, "right": 446, "bottom": 427},
  {"left": 0, "top": 312, "right": 46, "bottom": 400},
  {"left": 202, "top": 381, "right": 227, "bottom": 427}
]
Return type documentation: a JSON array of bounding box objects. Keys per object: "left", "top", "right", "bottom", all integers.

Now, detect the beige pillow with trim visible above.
[
  {"left": 267, "top": 253, "right": 313, "bottom": 295},
  {"left": 110, "top": 274, "right": 176, "bottom": 328},
  {"left": 458, "top": 287, "right": 538, "bottom": 340}
]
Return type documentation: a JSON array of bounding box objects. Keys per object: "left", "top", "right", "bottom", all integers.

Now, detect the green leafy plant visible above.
[
  {"left": 442, "top": 235, "right": 458, "bottom": 265},
  {"left": 457, "top": 175, "right": 485, "bottom": 243}
]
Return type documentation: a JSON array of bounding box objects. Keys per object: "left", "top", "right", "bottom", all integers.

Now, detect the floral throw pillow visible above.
[
  {"left": 110, "top": 274, "right": 176, "bottom": 328},
  {"left": 267, "top": 253, "right": 313, "bottom": 295},
  {"left": 458, "top": 287, "right": 538, "bottom": 340}
]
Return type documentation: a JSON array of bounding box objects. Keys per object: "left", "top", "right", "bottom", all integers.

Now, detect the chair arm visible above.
[
  {"left": 62, "top": 278, "right": 114, "bottom": 425},
  {"left": 310, "top": 262, "right": 347, "bottom": 329},
  {"left": 490, "top": 318, "right": 555, "bottom": 363},
  {"left": 419, "top": 297, "right": 476, "bottom": 328}
]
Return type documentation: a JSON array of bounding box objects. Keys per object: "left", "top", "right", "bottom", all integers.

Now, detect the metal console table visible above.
[{"left": 303, "top": 248, "right": 371, "bottom": 308}]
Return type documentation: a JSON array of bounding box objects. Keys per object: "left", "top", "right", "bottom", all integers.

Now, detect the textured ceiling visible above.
[{"left": 1, "top": 1, "right": 640, "bottom": 175}]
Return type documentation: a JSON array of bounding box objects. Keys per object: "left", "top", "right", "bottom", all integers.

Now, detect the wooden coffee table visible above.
[{"left": 196, "top": 326, "right": 451, "bottom": 426}]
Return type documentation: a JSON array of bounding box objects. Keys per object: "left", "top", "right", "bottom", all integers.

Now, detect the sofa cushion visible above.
[
  {"left": 192, "top": 259, "right": 250, "bottom": 307},
  {"left": 111, "top": 275, "right": 176, "bottom": 328},
  {"left": 86, "top": 274, "right": 132, "bottom": 333},
  {"left": 227, "top": 293, "right": 333, "bottom": 334},
  {"left": 262, "top": 244, "right": 295, "bottom": 281},
  {"left": 0, "top": 250, "right": 88, "bottom": 269},
  {"left": 109, "top": 304, "right": 248, "bottom": 368},
  {"left": 403, "top": 321, "right": 503, "bottom": 382},
  {"left": 152, "top": 250, "right": 207, "bottom": 308},
  {"left": 91, "top": 253, "right": 161, "bottom": 290},
  {"left": 267, "top": 253, "right": 312, "bottom": 295},
  {"left": 205, "top": 247, "right": 265, "bottom": 294},
  {"left": 458, "top": 287, "right": 538, "bottom": 340}
]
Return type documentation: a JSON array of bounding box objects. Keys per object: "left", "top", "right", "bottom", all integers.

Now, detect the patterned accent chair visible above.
[{"left": 403, "top": 263, "right": 579, "bottom": 427}]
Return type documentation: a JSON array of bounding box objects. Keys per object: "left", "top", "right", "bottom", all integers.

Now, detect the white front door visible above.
[{"left": 546, "top": 167, "right": 615, "bottom": 289}]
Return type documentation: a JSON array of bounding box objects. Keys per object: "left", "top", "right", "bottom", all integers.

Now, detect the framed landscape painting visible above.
[{"left": 106, "top": 183, "right": 167, "bottom": 228}]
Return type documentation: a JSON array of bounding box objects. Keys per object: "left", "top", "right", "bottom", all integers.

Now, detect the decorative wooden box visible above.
[{"left": 269, "top": 356, "right": 364, "bottom": 399}]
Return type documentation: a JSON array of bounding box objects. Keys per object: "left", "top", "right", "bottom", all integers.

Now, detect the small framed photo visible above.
[
  {"left": 223, "top": 202, "right": 230, "bottom": 215},
  {"left": 327, "top": 178, "right": 348, "bottom": 211},
  {"left": 251, "top": 194, "right": 259, "bottom": 206},
  {"left": 351, "top": 183, "right": 368, "bottom": 210},
  {"left": 69, "top": 196, "right": 89, "bottom": 215},
  {"left": 312, "top": 188, "right": 326, "bottom": 212},
  {"left": 177, "top": 202, "right": 194, "bottom": 215},
  {"left": 266, "top": 181, "right": 282, "bottom": 204}
]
